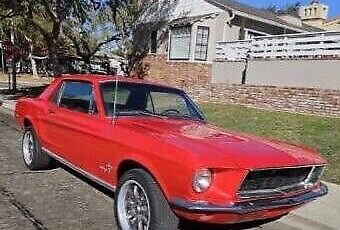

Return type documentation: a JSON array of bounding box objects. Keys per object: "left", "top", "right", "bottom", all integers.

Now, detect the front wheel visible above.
[{"left": 114, "top": 169, "right": 179, "bottom": 230}]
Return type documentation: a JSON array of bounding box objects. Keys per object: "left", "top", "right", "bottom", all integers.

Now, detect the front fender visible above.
[{"left": 116, "top": 154, "right": 175, "bottom": 200}]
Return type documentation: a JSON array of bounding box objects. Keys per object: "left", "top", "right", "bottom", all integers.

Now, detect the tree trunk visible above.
[
  {"left": 28, "top": 43, "right": 38, "bottom": 77},
  {"left": 11, "top": 62, "right": 17, "bottom": 92},
  {"left": 31, "top": 57, "right": 38, "bottom": 76},
  {"left": 47, "top": 41, "right": 62, "bottom": 76}
]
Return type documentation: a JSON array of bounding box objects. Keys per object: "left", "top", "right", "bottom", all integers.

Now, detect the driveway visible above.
[
  {"left": 0, "top": 82, "right": 9, "bottom": 89},
  {"left": 0, "top": 107, "right": 338, "bottom": 230}
]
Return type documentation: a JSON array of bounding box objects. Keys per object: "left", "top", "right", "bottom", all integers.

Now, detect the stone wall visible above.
[
  {"left": 143, "top": 54, "right": 212, "bottom": 87},
  {"left": 187, "top": 84, "right": 340, "bottom": 117},
  {"left": 144, "top": 55, "right": 340, "bottom": 117}
]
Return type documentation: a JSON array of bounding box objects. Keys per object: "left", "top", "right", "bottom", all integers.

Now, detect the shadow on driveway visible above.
[
  {"left": 58, "top": 163, "right": 282, "bottom": 230},
  {"left": 0, "top": 85, "right": 49, "bottom": 100}
]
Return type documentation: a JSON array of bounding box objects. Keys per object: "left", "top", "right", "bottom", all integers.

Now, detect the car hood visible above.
[{"left": 117, "top": 117, "right": 326, "bottom": 170}]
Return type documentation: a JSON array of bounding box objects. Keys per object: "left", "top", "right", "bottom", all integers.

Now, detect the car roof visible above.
[{"left": 59, "top": 74, "right": 180, "bottom": 91}]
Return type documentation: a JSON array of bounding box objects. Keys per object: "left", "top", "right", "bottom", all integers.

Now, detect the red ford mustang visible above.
[{"left": 15, "top": 74, "right": 327, "bottom": 229}]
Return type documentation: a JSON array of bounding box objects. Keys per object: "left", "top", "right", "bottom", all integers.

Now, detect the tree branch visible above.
[{"left": 41, "top": 0, "right": 58, "bottom": 23}]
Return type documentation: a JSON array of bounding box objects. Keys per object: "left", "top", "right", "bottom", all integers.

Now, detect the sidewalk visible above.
[{"left": 278, "top": 182, "right": 340, "bottom": 230}]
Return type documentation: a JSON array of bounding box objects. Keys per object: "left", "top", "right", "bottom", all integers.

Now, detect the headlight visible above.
[{"left": 192, "top": 169, "right": 212, "bottom": 193}]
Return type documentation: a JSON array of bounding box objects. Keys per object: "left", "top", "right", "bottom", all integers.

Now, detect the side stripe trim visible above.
[{"left": 42, "top": 147, "right": 116, "bottom": 192}]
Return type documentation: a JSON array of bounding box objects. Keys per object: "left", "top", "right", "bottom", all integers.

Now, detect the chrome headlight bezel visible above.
[{"left": 306, "top": 166, "right": 325, "bottom": 184}]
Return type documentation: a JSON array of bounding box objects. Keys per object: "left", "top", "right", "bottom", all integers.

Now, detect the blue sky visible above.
[{"left": 238, "top": 0, "right": 340, "bottom": 18}]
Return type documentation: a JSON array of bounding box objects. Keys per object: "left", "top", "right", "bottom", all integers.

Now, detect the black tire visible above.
[
  {"left": 21, "top": 126, "right": 52, "bottom": 170},
  {"left": 114, "top": 169, "right": 179, "bottom": 230}
]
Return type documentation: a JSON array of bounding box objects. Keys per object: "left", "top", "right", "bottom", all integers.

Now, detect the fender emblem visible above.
[{"left": 99, "top": 163, "right": 113, "bottom": 173}]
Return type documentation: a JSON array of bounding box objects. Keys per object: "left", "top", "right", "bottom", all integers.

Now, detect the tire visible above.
[
  {"left": 22, "top": 126, "right": 52, "bottom": 170},
  {"left": 114, "top": 169, "right": 179, "bottom": 230}
]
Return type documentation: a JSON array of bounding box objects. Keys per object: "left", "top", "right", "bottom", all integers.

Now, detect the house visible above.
[
  {"left": 151, "top": 0, "right": 325, "bottom": 63},
  {"left": 299, "top": 0, "right": 340, "bottom": 31},
  {"left": 143, "top": 0, "right": 323, "bottom": 85},
  {"left": 323, "top": 17, "right": 340, "bottom": 31}
]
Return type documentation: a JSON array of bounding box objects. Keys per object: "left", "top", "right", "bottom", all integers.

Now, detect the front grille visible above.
[{"left": 238, "top": 166, "right": 324, "bottom": 199}]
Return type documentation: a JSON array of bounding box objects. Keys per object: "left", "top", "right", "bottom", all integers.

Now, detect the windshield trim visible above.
[{"left": 100, "top": 82, "right": 206, "bottom": 122}]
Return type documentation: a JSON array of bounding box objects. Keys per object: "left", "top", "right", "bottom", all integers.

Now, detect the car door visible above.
[
  {"left": 40, "top": 80, "right": 99, "bottom": 167},
  {"left": 78, "top": 82, "right": 129, "bottom": 185}
]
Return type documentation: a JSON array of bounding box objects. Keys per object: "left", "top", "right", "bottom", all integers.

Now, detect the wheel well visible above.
[
  {"left": 117, "top": 160, "right": 169, "bottom": 197},
  {"left": 23, "top": 118, "right": 32, "bottom": 128},
  {"left": 117, "top": 160, "right": 149, "bottom": 179}
]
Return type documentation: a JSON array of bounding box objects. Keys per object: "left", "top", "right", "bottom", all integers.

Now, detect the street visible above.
[{"left": 0, "top": 108, "right": 338, "bottom": 230}]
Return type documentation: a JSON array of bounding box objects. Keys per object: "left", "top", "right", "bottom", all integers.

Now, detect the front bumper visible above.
[{"left": 171, "top": 183, "right": 328, "bottom": 215}]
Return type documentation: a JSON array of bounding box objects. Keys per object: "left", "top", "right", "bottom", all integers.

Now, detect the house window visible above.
[
  {"left": 150, "top": 30, "right": 158, "bottom": 54},
  {"left": 245, "top": 29, "right": 268, "bottom": 39},
  {"left": 195, "top": 26, "right": 209, "bottom": 61},
  {"left": 169, "top": 26, "right": 191, "bottom": 60}
]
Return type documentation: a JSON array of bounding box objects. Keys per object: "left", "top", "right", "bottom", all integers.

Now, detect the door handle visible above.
[{"left": 48, "top": 109, "right": 56, "bottom": 114}]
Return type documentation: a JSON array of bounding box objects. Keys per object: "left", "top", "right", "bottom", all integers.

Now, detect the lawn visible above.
[{"left": 201, "top": 103, "right": 340, "bottom": 184}]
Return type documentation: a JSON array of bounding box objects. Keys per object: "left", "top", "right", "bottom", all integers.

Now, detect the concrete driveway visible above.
[{"left": 0, "top": 107, "right": 339, "bottom": 230}]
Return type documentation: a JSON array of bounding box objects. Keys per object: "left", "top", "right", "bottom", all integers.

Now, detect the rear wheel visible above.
[
  {"left": 114, "top": 169, "right": 179, "bottom": 230},
  {"left": 22, "top": 126, "right": 52, "bottom": 170}
]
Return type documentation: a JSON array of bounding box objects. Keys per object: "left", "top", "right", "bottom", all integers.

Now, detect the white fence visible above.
[{"left": 216, "top": 31, "right": 340, "bottom": 61}]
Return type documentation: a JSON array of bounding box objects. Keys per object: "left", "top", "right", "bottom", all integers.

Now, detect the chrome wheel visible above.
[
  {"left": 117, "top": 180, "right": 151, "bottom": 230},
  {"left": 22, "top": 131, "right": 34, "bottom": 166}
]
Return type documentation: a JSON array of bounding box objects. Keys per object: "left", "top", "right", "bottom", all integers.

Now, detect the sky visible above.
[{"left": 238, "top": 0, "right": 340, "bottom": 18}]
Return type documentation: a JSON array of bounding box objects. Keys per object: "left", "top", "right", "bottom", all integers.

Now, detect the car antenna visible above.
[{"left": 113, "top": 75, "right": 119, "bottom": 123}]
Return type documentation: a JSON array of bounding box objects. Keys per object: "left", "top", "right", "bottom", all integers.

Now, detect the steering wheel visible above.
[{"left": 161, "top": 109, "right": 181, "bottom": 116}]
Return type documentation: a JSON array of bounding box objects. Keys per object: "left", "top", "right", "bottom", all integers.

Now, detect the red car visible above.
[{"left": 15, "top": 74, "right": 327, "bottom": 229}]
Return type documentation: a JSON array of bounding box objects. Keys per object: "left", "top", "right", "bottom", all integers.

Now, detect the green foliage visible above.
[
  {"left": 110, "top": 0, "right": 175, "bottom": 76},
  {"left": 63, "top": 1, "right": 118, "bottom": 64},
  {"left": 110, "top": 0, "right": 148, "bottom": 76},
  {"left": 1, "top": 0, "right": 176, "bottom": 75},
  {"left": 263, "top": 2, "right": 301, "bottom": 15}
]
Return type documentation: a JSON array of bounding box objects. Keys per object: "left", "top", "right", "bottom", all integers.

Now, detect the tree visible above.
[
  {"left": 63, "top": 1, "right": 119, "bottom": 70},
  {"left": 0, "top": 0, "right": 28, "bottom": 91},
  {"left": 23, "top": 0, "right": 105, "bottom": 75},
  {"left": 110, "top": 0, "right": 175, "bottom": 76},
  {"left": 0, "top": 0, "right": 25, "bottom": 21},
  {"left": 263, "top": 2, "right": 301, "bottom": 16}
]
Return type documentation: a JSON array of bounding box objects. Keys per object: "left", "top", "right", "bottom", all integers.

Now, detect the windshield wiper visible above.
[
  {"left": 165, "top": 114, "right": 205, "bottom": 122},
  {"left": 117, "top": 110, "right": 164, "bottom": 118}
]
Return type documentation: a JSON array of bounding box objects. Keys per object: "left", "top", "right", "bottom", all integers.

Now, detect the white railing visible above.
[{"left": 216, "top": 31, "right": 340, "bottom": 61}]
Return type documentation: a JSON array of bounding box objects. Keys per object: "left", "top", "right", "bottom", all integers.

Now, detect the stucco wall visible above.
[
  {"left": 212, "top": 61, "right": 246, "bottom": 84},
  {"left": 213, "top": 59, "right": 340, "bottom": 90}
]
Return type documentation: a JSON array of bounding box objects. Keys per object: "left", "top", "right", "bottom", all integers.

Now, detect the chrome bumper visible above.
[{"left": 170, "top": 183, "right": 328, "bottom": 214}]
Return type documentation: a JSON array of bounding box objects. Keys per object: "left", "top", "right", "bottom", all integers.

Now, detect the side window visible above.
[{"left": 59, "top": 81, "right": 96, "bottom": 114}]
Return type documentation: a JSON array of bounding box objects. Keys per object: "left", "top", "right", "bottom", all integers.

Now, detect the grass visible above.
[{"left": 201, "top": 103, "right": 340, "bottom": 184}]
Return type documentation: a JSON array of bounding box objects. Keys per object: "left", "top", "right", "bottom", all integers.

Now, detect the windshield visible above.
[{"left": 100, "top": 82, "right": 205, "bottom": 121}]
